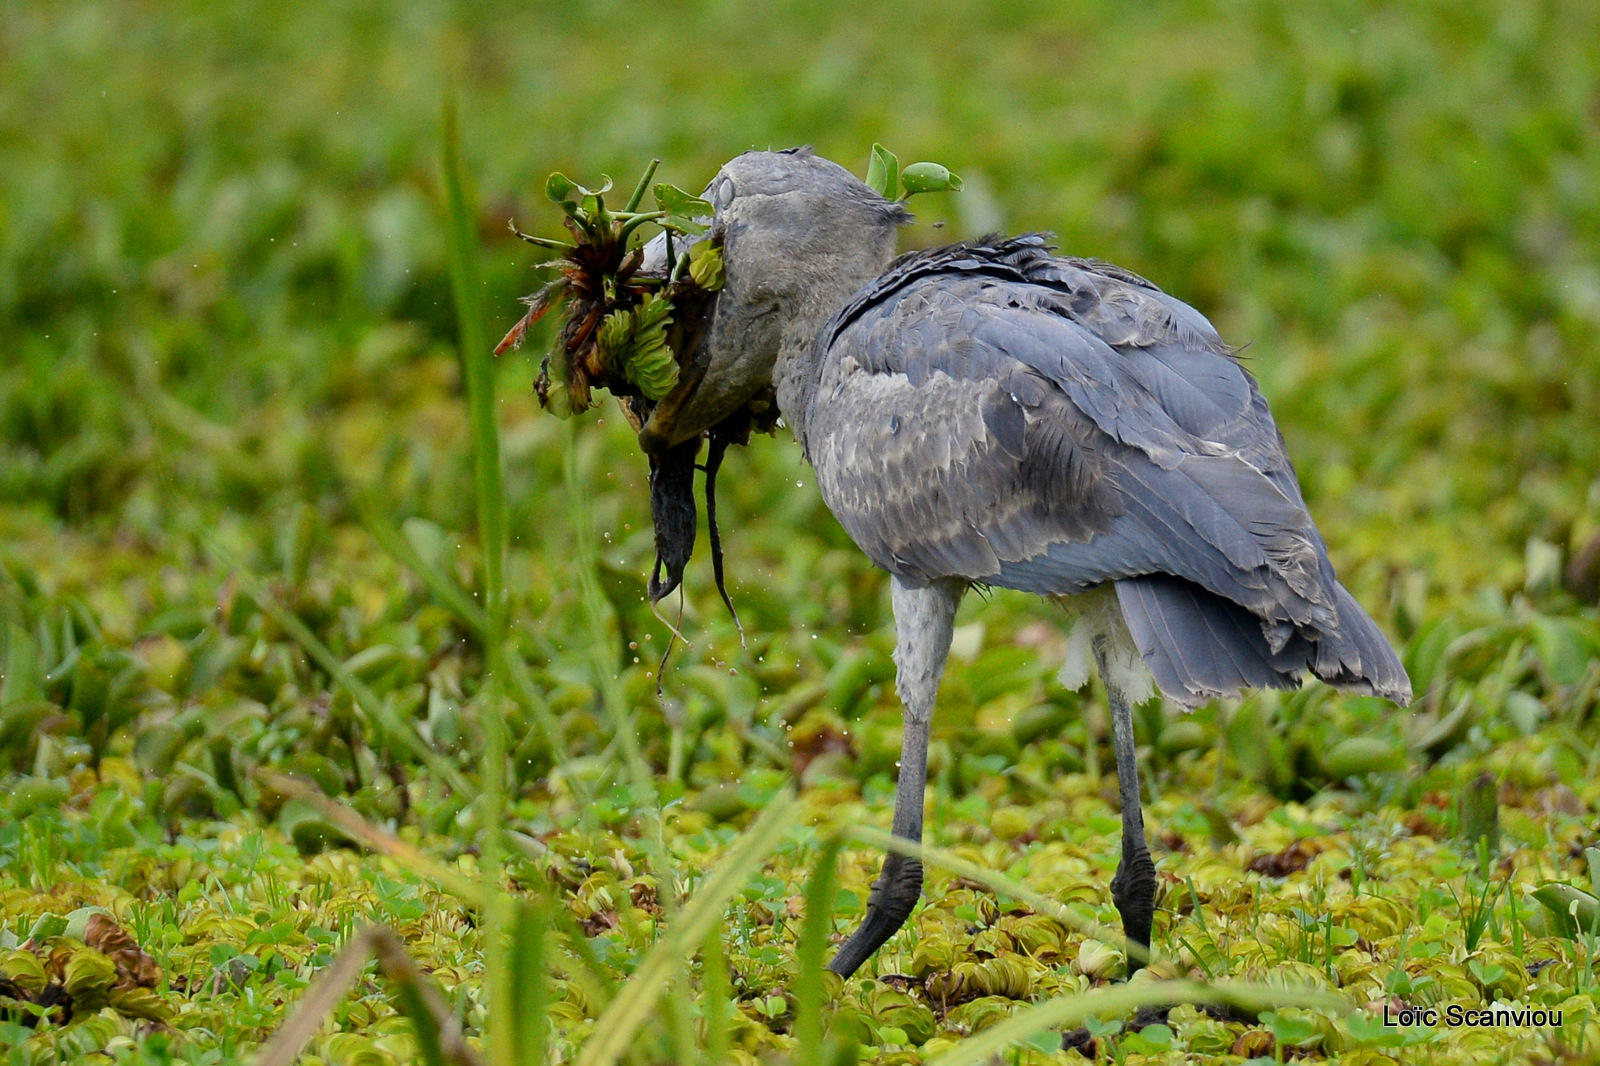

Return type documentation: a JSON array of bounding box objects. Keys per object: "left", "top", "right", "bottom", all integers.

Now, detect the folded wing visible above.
[{"left": 805, "top": 235, "right": 1409, "bottom": 706}]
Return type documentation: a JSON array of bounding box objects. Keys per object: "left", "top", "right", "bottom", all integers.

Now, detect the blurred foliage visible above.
[{"left": 2, "top": 0, "right": 1600, "bottom": 1063}]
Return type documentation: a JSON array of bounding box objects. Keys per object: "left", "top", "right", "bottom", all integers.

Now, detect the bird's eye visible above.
[{"left": 710, "top": 175, "right": 736, "bottom": 211}]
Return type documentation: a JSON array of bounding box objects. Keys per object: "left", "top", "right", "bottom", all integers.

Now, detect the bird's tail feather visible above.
[
  {"left": 1311, "top": 585, "right": 1412, "bottom": 705},
  {"left": 1115, "top": 575, "right": 1410, "bottom": 708}
]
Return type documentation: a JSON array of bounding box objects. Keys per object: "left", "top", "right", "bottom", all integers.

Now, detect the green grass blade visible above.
[
  {"left": 441, "top": 99, "right": 506, "bottom": 646},
  {"left": 926, "top": 979, "right": 1349, "bottom": 1066},
  {"left": 374, "top": 933, "right": 465, "bottom": 1066},
  {"left": 508, "top": 899, "right": 550, "bottom": 1062},
  {"left": 440, "top": 93, "right": 515, "bottom": 1066},
  {"left": 575, "top": 789, "right": 800, "bottom": 1066},
  {"left": 794, "top": 835, "right": 844, "bottom": 1064},
  {"left": 665, "top": 950, "right": 696, "bottom": 1065},
  {"left": 700, "top": 919, "right": 731, "bottom": 1066}
]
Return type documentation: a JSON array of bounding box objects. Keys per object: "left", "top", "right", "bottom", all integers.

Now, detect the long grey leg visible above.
[
  {"left": 1098, "top": 638, "right": 1157, "bottom": 972},
  {"left": 828, "top": 576, "right": 963, "bottom": 978}
]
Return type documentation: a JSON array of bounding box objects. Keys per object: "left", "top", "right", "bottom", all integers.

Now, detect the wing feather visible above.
[{"left": 805, "top": 234, "right": 1408, "bottom": 701}]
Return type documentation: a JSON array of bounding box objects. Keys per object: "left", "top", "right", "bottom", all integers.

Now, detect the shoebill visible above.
[{"left": 640, "top": 147, "right": 1411, "bottom": 979}]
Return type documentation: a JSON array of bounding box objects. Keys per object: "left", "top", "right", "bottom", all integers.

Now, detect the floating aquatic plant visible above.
[{"left": 496, "top": 160, "right": 724, "bottom": 420}]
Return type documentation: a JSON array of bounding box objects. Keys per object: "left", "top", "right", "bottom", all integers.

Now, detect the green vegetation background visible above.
[{"left": 3, "top": 1, "right": 1600, "bottom": 1063}]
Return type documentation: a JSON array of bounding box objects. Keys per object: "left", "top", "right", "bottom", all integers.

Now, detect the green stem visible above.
[
  {"left": 624, "top": 158, "right": 661, "bottom": 213},
  {"left": 615, "top": 211, "right": 668, "bottom": 243},
  {"left": 509, "top": 225, "right": 574, "bottom": 251}
]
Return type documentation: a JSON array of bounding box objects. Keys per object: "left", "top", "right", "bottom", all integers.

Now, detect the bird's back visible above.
[{"left": 804, "top": 234, "right": 1410, "bottom": 707}]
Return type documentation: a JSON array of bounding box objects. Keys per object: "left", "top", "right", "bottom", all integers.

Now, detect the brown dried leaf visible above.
[
  {"left": 1247, "top": 840, "right": 1315, "bottom": 877},
  {"left": 1232, "top": 1029, "right": 1275, "bottom": 1058},
  {"left": 84, "top": 913, "right": 161, "bottom": 990}
]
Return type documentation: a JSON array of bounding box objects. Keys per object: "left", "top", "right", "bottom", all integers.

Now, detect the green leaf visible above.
[
  {"left": 1532, "top": 882, "right": 1600, "bottom": 939},
  {"left": 865, "top": 143, "right": 899, "bottom": 200},
  {"left": 545, "top": 172, "right": 577, "bottom": 204},
  {"left": 631, "top": 293, "right": 673, "bottom": 340},
  {"left": 27, "top": 913, "right": 68, "bottom": 941},
  {"left": 597, "top": 307, "right": 633, "bottom": 357},
  {"left": 795, "top": 836, "right": 845, "bottom": 1066},
  {"left": 1321, "top": 736, "right": 1405, "bottom": 778},
  {"left": 541, "top": 379, "right": 576, "bottom": 419},
  {"left": 688, "top": 242, "right": 724, "bottom": 291},
  {"left": 623, "top": 342, "right": 680, "bottom": 401},
  {"left": 652, "top": 183, "right": 713, "bottom": 218},
  {"left": 507, "top": 900, "right": 549, "bottom": 1064},
  {"left": 900, "top": 161, "right": 964, "bottom": 195}
]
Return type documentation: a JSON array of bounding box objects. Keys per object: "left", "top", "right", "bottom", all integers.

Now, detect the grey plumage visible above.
[{"left": 803, "top": 233, "right": 1410, "bottom": 708}]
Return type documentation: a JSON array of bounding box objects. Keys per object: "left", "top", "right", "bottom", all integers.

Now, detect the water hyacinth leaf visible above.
[
  {"left": 1531, "top": 883, "right": 1600, "bottom": 939},
  {"left": 547, "top": 172, "right": 612, "bottom": 205},
  {"left": 209, "top": 538, "right": 472, "bottom": 796},
  {"left": 546, "top": 173, "right": 577, "bottom": 204},
  {"left": 27, "top": 913, "right": 68, "bottom": 941},
  {"left": 1321, "top": 737, "right": 1405, "bottom": 779},
  {"left": 61, "top": 907, "right": 111, "bottom": 943},
  {"left": 652, "top": 183, "right": 712, "bottom": 219},
  {"left": 1, "top": 948, "right": 48, "bottom": 996},
  {"left": 63, "top": 947, "right": 119, "bottom": 1011},
  {"left": 900, "top": 161, "right": 964, "bottom": 195},
  {"left": 607, "top": 296, "right": 679, "bottom": 400},
  {"left": 847, "top": 825, "right": 1141, "bottom": 964},
  {"left": 865, "top": 143, "right": 899, "bottom": 200}
]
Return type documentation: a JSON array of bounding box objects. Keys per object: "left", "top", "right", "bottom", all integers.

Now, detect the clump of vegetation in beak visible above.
[{"left": 495, "top": 160, "right": 726, "bottom": 420}]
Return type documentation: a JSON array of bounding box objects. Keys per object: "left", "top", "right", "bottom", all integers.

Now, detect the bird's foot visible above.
[
  {"left": 826, "top": 853, "right": 924, "bottom": 978},
  {"left": 1111, "top": 838, "right": 1157, "bottom": 972}
]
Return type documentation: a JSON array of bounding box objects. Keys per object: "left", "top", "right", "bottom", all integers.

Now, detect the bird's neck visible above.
[{"left": 773, "top": 244, "right": 897, "bottom": 449}]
